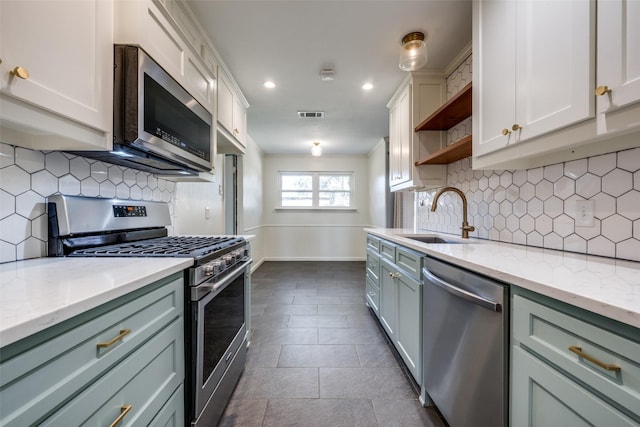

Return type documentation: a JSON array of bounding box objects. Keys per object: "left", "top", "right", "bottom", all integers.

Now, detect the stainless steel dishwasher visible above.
[{"left": 422, "top": 256, "right": 508, "bottom": 427}]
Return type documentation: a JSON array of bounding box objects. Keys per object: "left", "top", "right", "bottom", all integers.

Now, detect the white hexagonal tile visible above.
[
  {"left": 554, "top": 176, "right": 575, "bottom": 200},
  {"left": 499, "top": 200, "right": 512, "bottom": 217},
  {"left": 527, "top": 167, "right": 543, "bottom": 184},
  {"left": 0, "top": 240, "right": 17, "bottom": 263},
  {"left": 108, "top": 166, "right": 123, "bottom": 184},
  {"left": 587, "top": 236, "right": 615, "bottom": 258},
  {"left": 564, "top": 234, "right": 587, "bottom": 253},
  {"left": 494, "top": 214, "right": 506, "bottom": 231},
  {"left": 469, "top": 202, "right": 479, "bottom": 216},
  {"left": 544, "top": 196, "right": 563, "bottom": 218},
  {"left": 513, "top": 199, "right": 527, "bottom": 218},
  {"left": 146, "top": 175, "right": 158, "bottom": 190},
  {"left": 59, "top": 174, "right": 80, "bottom": 195},
  {"left": 130, "top": 185, "right": 142, "bottom": 200},
  {"left": 488, "top": 201, "right": 500, "bottom": 216},
  {"left": 143, "top": 187, "right": 153, "bottom": 200},
  {"left": 0, "top": 165, "right": 30, "bottom": 195},
  {"left": 575, "top": 218, "right": 601, "bottom": 240},
  {"left": 494, "top": 187, "right": 506, "bottom": 203},
  {"left": 15, "top": 148, "right": 44, "bottom": 173},
  {"left": 616, "top": 239, "right": 640, "bottom": 262},
  {"left": 535, "top": 214, "right": 553, "bottom": 235},
  {"left": 564, "top": 159, "right": 588, "bottom": 179},
  {"left": 136, "top": 171, "right": 149, "bottom": 188},
  {"left": 69, "top": 157, "right": 91, "bottom": 180},
  {"left": 1, "top": 190, "right": 15, "bottom": 220},
  {"left": 16, "top": 191, "right": 45, "bottom": 219},
  {"left": 543, "top": 164, "right": 563, "bottom": 182},
  {"left": 499, "top": 229, "right": 512, "bottom": 242},
  {"left": 32, "top": 170, "right": 58, "bottom": 197},
  {"left": 520, "top": 182, "right": 535, "bottom": 201},
  {"left": 123, "top": 169, "right": 137, "bottom": 186},
  {"left": 635, "top": 220, "right": 640, "bottom": 240},
  {"left": 99, "top": 181, "right": 116, "bottom": 198},
  {"left": 0, "top": 214, "right": 30, "bottom": 244},
  {"left": 153, "top": 188, "right": 163, "bottom": 201},
  {"left": 535, "top": 179, "right": 553, "bottom": 201},
  {"left": 588, "top": 153, "right": 616, "bottom": 176},
  {"left": 601, "top": 214, "right": 632, "bottom": 243},
  {"left": 483, "top": 190, "right": 494, "bottom": 203},
  {"left": 602, "top": 169, "right": 633, "bottom": 197},
  {"left": 513, "top": 170, "right": 527, "bottom": 186},
  {"left": 499, "top": 172, "right": 512, "bottom": 188},
  {"left": 520, "top": 215, "right": 535, "bottom": 233},
  {"left": 91, "top": 162, "right": 109, "bottom": 182},
  {"left": 0, "top": 143, "right": 14, "bottom": 168},
  {"left": 544, "top": 233, "right": 563, "bottom": 250},
  {"left": 575, "top": 173, "right": 600, "bottom": 198},
  {"left": 527, "top": 231, "right": 544, "bottom": 247},
  {"left": 553, "top": 214, "right": 574, "bottom": 238},
  {"left": 116, "top": 183, "right": 130, "bottom": 199},
  {"left": 506, "top": 185, "right": 519, "bottom": 202},
  {"left": 617, "top": 147, "right": 640, "bottom": 173},
  {"left": 528, "top": 198, "right": 544, "bottom": 218},
  {"left": 505, "top": 216, "right": 518, "bottom": 233},
  {"left": 618, "top": 190, "right": 640, "bottom": 220},
  {"left": 473, "top": 190, "right": 483, "bottom": 204},
  {"left": 488, "top": 174, "right": 499, "bottom": 190},
  {"left": 513, "top": 230, "right": 526, "bottom": 245},
  {"left": 478, "top": 176, "right": 488, "bottom": 191},
  {"left": 31, "top": 213, "right": 47, "bottom": 240},
  {"left": 592, "top": 193, "right": 615, "bottom": 220},
  {"left": 17, "top": 237, "right": 46, "bottom": 260},
  {"left": 80, "top": 177, "right": 100, "bottom": 197},
  {"left": 478, "top": 201, "right": 489, "bottom": 216},
  {"left": 45, "top": 152, "right": 70, "bottom": 177}
]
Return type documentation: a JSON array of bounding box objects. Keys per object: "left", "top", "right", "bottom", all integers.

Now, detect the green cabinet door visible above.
[
  {"left": 396, "top": 272, "right": 422, "bottom": 385},
  {"left": 379, "top": 258, "right": 397, "bottom": 339}
]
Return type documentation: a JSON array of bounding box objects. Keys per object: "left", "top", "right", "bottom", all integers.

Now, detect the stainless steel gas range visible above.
[{"left": 47, "top": 194, "right": 251, "bottom": 427}]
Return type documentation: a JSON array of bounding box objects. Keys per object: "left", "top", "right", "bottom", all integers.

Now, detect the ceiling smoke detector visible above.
[
  {"left": 320, "top": 69, "right": 335, "bottom": 81},
  {"left": 297, "top": 111, "right": 325, "bottom": 118}
]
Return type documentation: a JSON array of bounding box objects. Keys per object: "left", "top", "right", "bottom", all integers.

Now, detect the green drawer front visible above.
[
  {"left": 395, "top": 246, "right": 423, "bottom": 281},
  {"left": 41, "top": 317, "right": 184, "bottom": 426},
  {"left": 149, "top": 384, "right": 185, "bottom": 427},
  {"left": 366, "top": 249, "right": 380, "bottom": 284},
  {"left": 0, "top": 275, "right": 184, "bottom": 427},
  {"left": 380, "top": 240, "right": 396, "bottom": 262},
  {"left": 513, "top": 294, "right": 640, "bottom": 418},
  {"left": 366, "top": 276, "right": 380, "bottom": 316},
  {"left": 366, "top": 234, "right": 381, "bottom": 253}
]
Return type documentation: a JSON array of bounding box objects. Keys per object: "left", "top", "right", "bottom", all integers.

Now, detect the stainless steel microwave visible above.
[{"left": 72, "top": 45, "right": 212, "bottom": 175}]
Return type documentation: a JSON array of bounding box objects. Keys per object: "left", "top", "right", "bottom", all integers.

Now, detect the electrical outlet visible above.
[
  {"left": 575, "top": 199, "right": 594, "bottom": 227},
  {"left": 205, "top": 206, "right": 210, "bottom": 219}
]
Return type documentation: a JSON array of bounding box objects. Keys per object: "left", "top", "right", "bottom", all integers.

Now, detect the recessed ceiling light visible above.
[
  {"left": 264, "top": 81, "right": 276, "bottom": 89},
  {"left": 362, "top": 83, "right": 373, "bottom": 90}
]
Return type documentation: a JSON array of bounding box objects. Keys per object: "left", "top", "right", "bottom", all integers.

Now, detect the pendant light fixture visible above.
[
  {"left": 311, "top": 142, "right": 322, "bottom": 157},
  {"left": 399, "top": 31, "right": 428, "bottom": 71}
]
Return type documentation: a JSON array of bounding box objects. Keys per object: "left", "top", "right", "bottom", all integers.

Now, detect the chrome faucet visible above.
[{"left": 431, "top": 186, "right": 475, "bottom": 238}]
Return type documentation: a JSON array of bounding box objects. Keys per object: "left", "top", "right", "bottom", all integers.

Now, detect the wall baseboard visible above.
[
  {"left": 262, "top": 256, "right": 366, "bottom": 262},
  {"left": 250, "top": 257, "right": 265, "bottom": 273}
]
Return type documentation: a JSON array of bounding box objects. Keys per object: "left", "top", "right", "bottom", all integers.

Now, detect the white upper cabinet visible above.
[
  {"left": 474, "top": 0, "right": 594, "bottom": 158},
  {"left": 217, "top": 68, "right": 248, "bottom": 154},
  {"left": 0, "top": 0, "right": 113, "bottom": 151},
  {"left": 596, "top": 0, "right": 640, "bottom": 135},
  {"left": 387, "top": 73, "right": 446, "bottom": 192}
]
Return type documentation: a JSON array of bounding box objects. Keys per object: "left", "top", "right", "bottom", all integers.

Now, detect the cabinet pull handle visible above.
[
  {"left": 97, "top": 328, "right": 131, "bottom": 349},
  {"left": 511, "top": 124, "right": 522, "bottom": 131},
  {"left": 389, "top": 272, "right": 401, "bottom": 279},
  {"left": 568, "top": 346, "right": 621, "bottom": 372},
  {"left": 501, "top": 128, "right": 511, "bottom": 136},
  {"left": 595, "top": 85, "right": 611, "bottom": 96},
  {"left": 10, "top": 66, "right": 29, "bottom": 79},
  {"left": 109, "top": 405, "right": 132, "bottom": 427}
]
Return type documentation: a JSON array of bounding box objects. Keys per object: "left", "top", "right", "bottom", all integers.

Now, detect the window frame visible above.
[{"left": 277, "top": 171, "right": 355, "bottom": 210}]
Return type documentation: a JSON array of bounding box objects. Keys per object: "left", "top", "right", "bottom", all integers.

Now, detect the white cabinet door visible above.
[
  {"left": 0, "top": 0, "right": 112, "bottom": 150},
  {"left": 233, "top": 96, "right": 247, "bottom": 147},
  {"left": 473, "top": 0, "right": 594, "bottom": 157},
  {"left": 596, "top": 0, "right": 640, "bottom": 134},
  {"left": 217, "top": 71, "right": 234, "bottom": 134},
  {"left": 389, "top": 85, "right": 411, "bottom": 188},
  {"left": 185, "top": 53, "right": 215, "bottom": 114}
]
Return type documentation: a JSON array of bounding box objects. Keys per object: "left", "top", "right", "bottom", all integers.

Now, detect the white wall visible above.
[
  {"left": 240, "top": 135, "right": 266, "bottom": 270},
  {"left": 368, "top": 138, "right": 388, "bottom": 228},
  {"left": 172, "top": 155, "right": 225, "bottom": 235},
  {"left": 262, "top": 155, "right": 370, "bottom": 260}
]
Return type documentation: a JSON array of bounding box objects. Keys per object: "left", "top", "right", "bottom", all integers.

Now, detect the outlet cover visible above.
[{"left": 575, "top": 199, "right": 595, "bottom": 227}]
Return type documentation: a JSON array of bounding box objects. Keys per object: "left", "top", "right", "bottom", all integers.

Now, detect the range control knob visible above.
[{"left": 203, "top": 264, "right": 215, "bottom": 276}]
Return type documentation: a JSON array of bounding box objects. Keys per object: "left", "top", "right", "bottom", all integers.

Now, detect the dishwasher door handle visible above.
[{"left": 423, "top": 267, "right": 502, "bottom": 312}]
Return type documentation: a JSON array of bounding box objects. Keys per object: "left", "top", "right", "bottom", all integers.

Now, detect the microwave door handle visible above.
[{"left": 422, "top": 267, "right": 502, "bottom": 312}]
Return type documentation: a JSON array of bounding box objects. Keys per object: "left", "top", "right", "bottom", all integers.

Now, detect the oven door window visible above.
[
  {"left": 202, "top": 272, "right": 245, "bottom": 383},
  {"left": 143, "top": 73, "right": 211, "bottom": 161}
]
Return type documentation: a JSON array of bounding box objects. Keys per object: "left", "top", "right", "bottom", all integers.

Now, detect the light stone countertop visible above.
[
  {"left": 366, "top": 228, "right": 640, "bottom": 329},
  {"left": 0, "top": 257, "right": 193, "bottom": 348}
]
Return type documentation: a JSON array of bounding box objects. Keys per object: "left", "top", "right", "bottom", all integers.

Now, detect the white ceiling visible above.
[{"left": 187, "top": 0, "right": 472, "bottom": 156}]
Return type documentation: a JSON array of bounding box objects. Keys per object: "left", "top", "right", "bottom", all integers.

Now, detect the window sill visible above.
[{"left": 275, "top": 207, "right": 358, "bottom": 212}]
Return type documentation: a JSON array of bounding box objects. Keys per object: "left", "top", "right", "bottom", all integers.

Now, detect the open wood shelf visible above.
[
  {"left": 415, "top": 135, "right": 472, "bottom": 165},
  {"left": 415, "top": 82, "right": 472, "bottom": 131}
]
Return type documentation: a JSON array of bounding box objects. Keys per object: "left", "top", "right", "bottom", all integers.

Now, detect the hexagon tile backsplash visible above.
[
  {"left": 416, "top": 147, "right": 640, "bottom": 262},
  {"left": 0, "top": 143, "right": 177, "bottom": 263}
]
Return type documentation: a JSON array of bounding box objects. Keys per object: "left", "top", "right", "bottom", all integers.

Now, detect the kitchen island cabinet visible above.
[{"left": 0, "top": 0, "right": 113, "bottom": 152}]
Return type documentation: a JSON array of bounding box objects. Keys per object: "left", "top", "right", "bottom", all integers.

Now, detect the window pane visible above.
[
  {"left": 282, "top": 175, "right": 312, "bottom": 191},
  {"left": 319, "top": 175, "right": 350, "bottom": 191},
  {"left": 281, "top": 191, "right": 313, "bottom": 206},
  {"left": 319, "top": 191, "right": 350, "bottom": 207}
]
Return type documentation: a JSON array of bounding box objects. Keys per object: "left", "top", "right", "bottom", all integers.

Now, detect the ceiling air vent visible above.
[{"left": 297, "top": 111, "right": 325, "bottom": 119}]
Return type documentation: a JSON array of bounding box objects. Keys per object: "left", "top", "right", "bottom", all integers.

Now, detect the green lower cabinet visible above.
[
  {"left": 395, "top": 272, "right": 422, "bottom": 384},
  {"left": 150, "top": 384, "right": 185, "bottom": 427},
  {"left": 365, "top": 276, "right": 380, "bottom": 316},
  {"left": 511, "top": 346, "right": 637, "bottom": 426},
  {"left": 379, "top": 258, "right": 398, "bottom": 339}
]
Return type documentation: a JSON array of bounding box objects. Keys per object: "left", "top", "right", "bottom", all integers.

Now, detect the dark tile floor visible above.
[{"left": 219, "top": 261, "right": 445, "bottom": 427}]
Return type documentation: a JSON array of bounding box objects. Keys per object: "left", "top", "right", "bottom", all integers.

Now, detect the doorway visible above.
[{"left": 224, "top": 154, "right": 238, "bottom": 234}]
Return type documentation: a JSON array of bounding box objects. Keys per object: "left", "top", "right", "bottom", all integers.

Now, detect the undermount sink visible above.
[{"left": 400, "top": 235, "right": 470, "bottom": 244}]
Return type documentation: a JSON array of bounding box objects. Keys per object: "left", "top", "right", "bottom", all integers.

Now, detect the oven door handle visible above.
[{"left": 192, "top": 259, "right": 252, "bottom": 302}]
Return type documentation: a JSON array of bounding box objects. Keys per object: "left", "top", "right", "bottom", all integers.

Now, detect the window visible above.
[{"left": 279, "top": 172, "right": 353, "bottom": 208}]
